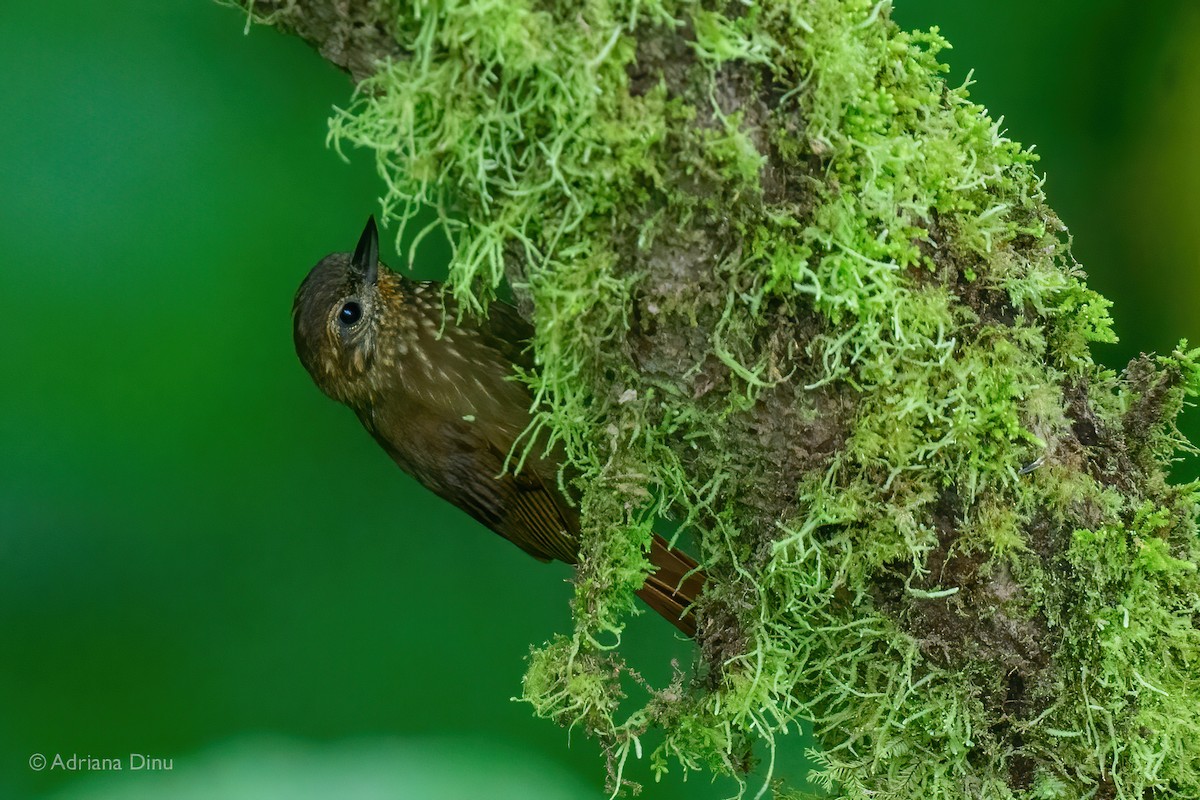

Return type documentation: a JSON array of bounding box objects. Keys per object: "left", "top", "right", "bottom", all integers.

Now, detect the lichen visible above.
[{"left": 247, "top": 0, "right": 1200, "bottom": 796}]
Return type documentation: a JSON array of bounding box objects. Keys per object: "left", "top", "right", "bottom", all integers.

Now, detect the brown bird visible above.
[{"left": 293, "top": 217, "right": 704, "bottom": 635}]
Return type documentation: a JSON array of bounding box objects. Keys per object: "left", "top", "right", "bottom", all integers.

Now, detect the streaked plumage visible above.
[{"left": 293, "top": 217, "right": 704, "bottom": 635}]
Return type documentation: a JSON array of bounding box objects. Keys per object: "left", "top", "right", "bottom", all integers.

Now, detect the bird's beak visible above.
[{"left": 352, "top": 215, "right": 380, "bottom": 286}]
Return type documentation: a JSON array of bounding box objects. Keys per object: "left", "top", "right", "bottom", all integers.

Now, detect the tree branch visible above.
[
  {"left": 238, "top": 1, "right": 1200, "bottom": 797},
  {"left": 245, "top": 0, "right": 401, "bottom": 82}
]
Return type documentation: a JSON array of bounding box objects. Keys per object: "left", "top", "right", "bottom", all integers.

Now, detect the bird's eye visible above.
[{"left": 338, "top": 301, "right": 363, "bottom": 326}]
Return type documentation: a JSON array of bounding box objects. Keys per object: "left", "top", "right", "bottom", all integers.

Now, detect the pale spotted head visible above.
[{"left": 292, "top": 216, "right": 396, "bottom": 405}]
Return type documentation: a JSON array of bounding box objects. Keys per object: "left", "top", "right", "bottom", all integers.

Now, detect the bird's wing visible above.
[
  {"left": 435, "top": 417, "right": 579, "bottom": 565},
  {"left": 477, "top": 298, "right": 536, "bottom": 373}
]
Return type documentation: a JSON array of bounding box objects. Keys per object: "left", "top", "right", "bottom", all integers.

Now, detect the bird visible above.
[{"left": 292, "top": 216, "right": 705, "bottom": 635}]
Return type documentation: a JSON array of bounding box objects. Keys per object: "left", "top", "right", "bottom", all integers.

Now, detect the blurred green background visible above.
[{"left": 1, "top": 1, "right": 1196, "bottom": 798}]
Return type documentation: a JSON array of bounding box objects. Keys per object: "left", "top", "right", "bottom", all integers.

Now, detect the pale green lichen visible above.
[{"left": 247, "top": 0, "right": 1200, "bottom": 796}]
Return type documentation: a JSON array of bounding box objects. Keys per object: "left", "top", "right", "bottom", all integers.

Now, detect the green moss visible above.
[
  {"left": 1055, "top": 499, "right": 1200, "bottom": 795},
  {"left": 250, "top": 0, "right": 1200, "bottom": 795}
]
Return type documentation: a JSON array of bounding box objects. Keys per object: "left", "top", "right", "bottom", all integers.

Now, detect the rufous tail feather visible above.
[{"left": 635, "top": 535, "right": 705, "bottom": 637}]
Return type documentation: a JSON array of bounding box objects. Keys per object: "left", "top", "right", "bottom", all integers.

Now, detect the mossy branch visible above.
[{"left": 236, "top": 1, "right": 1200, "bottom": 797}]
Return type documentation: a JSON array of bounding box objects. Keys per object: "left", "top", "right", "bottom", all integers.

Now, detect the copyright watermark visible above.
[{"left": 28, "top": 753, "right": 173, "bottom": 772}]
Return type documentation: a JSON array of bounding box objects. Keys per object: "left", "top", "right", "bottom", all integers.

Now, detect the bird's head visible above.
[{"left": 293, "top": 216, "right": 397, "bottom": 406}]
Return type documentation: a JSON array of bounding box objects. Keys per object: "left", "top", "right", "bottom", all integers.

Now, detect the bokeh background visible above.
[{"left": 1, "top": 1, "right": 1197, "bottom": 798}]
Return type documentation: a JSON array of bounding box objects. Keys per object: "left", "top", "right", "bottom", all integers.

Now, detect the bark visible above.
[{"left": 244, "top": 0, "right": 401, "bottom": 82}]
